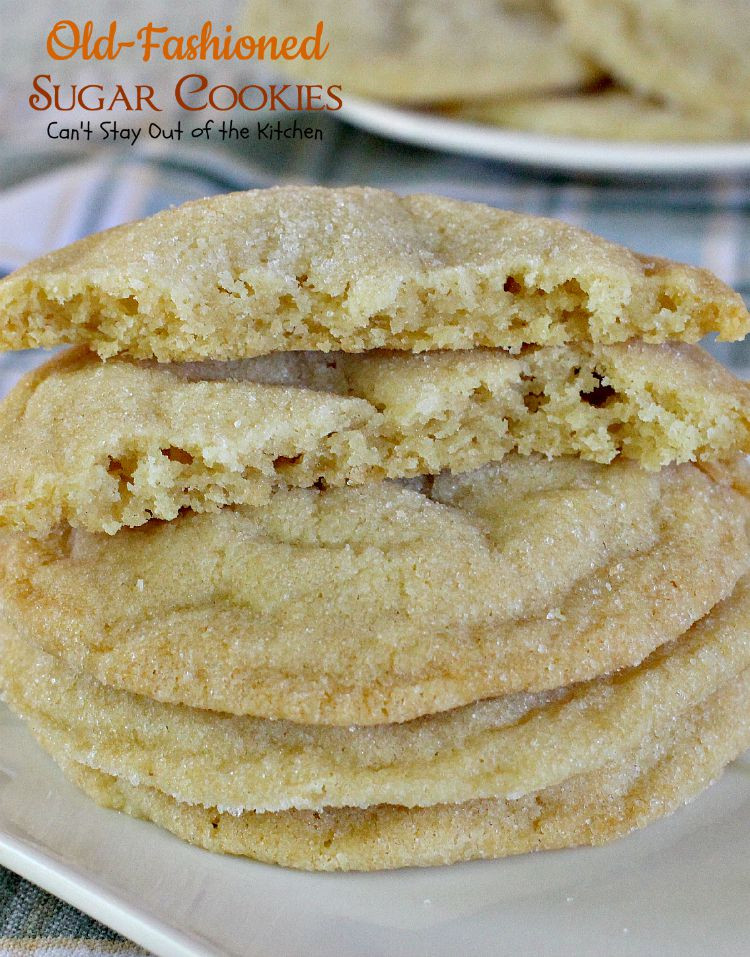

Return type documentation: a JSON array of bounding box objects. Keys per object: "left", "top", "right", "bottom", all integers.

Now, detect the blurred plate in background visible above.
[{"left": 339, "top": 95, "right": 750, "bottom": 176}]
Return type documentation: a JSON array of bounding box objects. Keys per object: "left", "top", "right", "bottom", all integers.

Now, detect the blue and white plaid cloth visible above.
[{"left": 1, "top": 116, "right": 750, "bottom": 954}]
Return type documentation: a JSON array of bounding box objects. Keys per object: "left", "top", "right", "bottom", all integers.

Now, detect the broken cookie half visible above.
[
  {"left": 0, "top": 187, "right": 746, "bottom": 361},
  {"left": 1, "top": 339, "right": 747, "bottom": 534}
]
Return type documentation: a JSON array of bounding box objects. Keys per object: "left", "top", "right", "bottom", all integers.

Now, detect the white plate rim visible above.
[
  {"left": 338, "top": 94, "right": 750, "bottom": 175},
  {"left": 0, "top": 828, "right": 210, "bottom": 957}
]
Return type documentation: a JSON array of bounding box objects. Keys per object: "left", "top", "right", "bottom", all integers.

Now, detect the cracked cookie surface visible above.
[{"left": 2, "top": 454, "right": 748, "bottom": 724}]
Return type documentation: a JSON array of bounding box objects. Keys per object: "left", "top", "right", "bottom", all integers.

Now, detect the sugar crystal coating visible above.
[
  {"left": 44, "top": 668, "right": 750, "bottom": 870},
  {"left": 2, "top": 454, "right": 748, "bottom": 724},
  {"left": 2, "top": 574, "right": 750, "bottom": 812},
  {"left": 0, "top": 187, "right": 746, "bottom": 361}
]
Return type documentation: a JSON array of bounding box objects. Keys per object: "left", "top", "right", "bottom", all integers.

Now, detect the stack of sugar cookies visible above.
[{"left": 1, "top": 187, "right": 750, "bottom": 871}]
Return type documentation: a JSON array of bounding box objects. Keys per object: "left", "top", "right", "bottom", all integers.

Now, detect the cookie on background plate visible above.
[
  {"left": 451, "top": 89, "right": 749, "bottom": 142},
  {"left": 2, "top": 455, "right": 748, "bottom": 724},
  {"left": 0, "top": 188, "right": 746, "bottom": 361},
  {"left": 249, "top": 0, "right": 596, "bottom": 103},
  {"left": 554, "top": 0, "right": 750, "bottom": 122}
]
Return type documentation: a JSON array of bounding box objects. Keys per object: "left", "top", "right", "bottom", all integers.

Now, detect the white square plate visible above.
[{"left": 1, "top": 703, "right": 750, "bottom": 956}]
